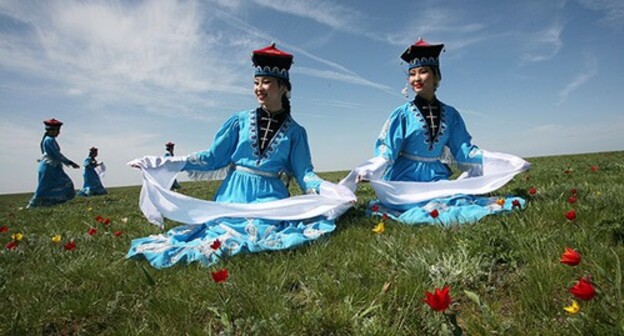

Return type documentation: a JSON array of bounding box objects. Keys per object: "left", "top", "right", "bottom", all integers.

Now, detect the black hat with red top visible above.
[
  {"left": 252, "top": 42, "right": 293, "bottom": 80},
  {"left": 43, "top": 118, "right": 63, "bottom": 130},
  {"left": 400, "top": 38, "right": 444, "bottom": 70}
]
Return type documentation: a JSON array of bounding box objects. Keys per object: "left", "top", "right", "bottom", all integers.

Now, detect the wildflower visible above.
[
  {"left": 51, "top": 234, "right": 62, "bottom": 243},
  {"left": 102, "top": 218, "right": 111, "bottom": 225},
  {"left": 569, "top": 276, "right": 596, "bottom": 301},
  {"left": 64, "top": 240, "right": 77, "bottom": 251},
  {"left": 382, "top": 213, "right": 389, "bottom": 221},
  {"left": 0, "top": 225, "right": 8, "bottom": 233},
  {"left": 423, "top": 286, "right": 451, "bottom": 312},
  {"left": 11, "top": 233, "right": 24, "bottom": 242},
  {"left": 512, "top": 199, "right": 521, "bottom": 208},
  {"left": 372, "top": 222, "right": 385, "bottom": 234},
  {"left": 430, "top": 209, "right": 439, "bottom": 218},
  {"left": 570, "top": 188, "right": 577, "bottom": 195},
  {"left": 211, "top": 269, "right": 229, "bottom": 283},
  {"left": 95, "top": 215, "right": 104, "bottom": 222},
  {"left": 210, "top": 239, "right": 222, "bottom": 250},
  {"left": 560, "top": 247, "right": 581, "bottom": 266},
  {"left": 87, "top": 227, "right": 97, "bottom": 236},
  {"left": 591, "top": 165, "right": 599, "bottom": 172},
  {"left": 371, "top": 204, "right": 380, "bottom": 212},
  {"left": 5, "top": 240, "right": 17, "bottom": 250},
  {"left": 496, "top": 198, "right": 505, "bottom": 206},
  {"left": 87, "top": 207, "right": 93, "bottom": 211},
  {"left": 563, "top": 300, "right": 580, "bottom": 314},
  {"left": 564, "top": 169, "right": 572, "bottom": 174},
  {"left": 528, "top": 187, "right": 537, "bottom": 195},
  {"left": 564, "top": 209, "right": 577, "bottom": 221},
  {"left": 114, "top": 231, "right": 123, "bottom": 237},
  {"left": 121, "top": 217, "right": 128, "bottom": 224},
  {"left": 567, "top": 195, "right": 577, "bottom": 204}
]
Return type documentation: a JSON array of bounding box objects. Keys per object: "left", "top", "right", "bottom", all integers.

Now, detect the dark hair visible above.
[{"left": 277, "top": 78, "right": 292, "bottom": 114}]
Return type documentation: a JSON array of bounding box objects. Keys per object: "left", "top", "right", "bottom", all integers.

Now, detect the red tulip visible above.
[
  {"left": 564, "top": 209, "right": 577, "bottom": 221},
  {"left": 87, "top": 227, "right": 97, "bottom": 236},
  {"left": 64, "top": 240, "right": 77, "bottom": 251},
  {"left": 512, "top": 199, "right": 521, "bottom": 208},
  {"left": 382, "top": 213, "right": 389, "bottom": 221},
  {"left": 560, "top": 247, "right": 581, "bottom": 266},
  {"left": 570, "top": 188, "right": 577, "bottom": 195},
  {"left": 567, "top": 196, "right": 577, "bottom": 204},
  {"left": 95, "top": 215, "right": 104, "bottom": 222},
  {"left": 0, "top": 225, "right": 8, "bottom": 233},
  {"left": 371, "top": 204, "right": 380, "bottom": 212},
  {"left": 102, "top": 218, "right": 111, "bottom": 225},
  {"left": 211, "top": 269, "right": 229, "bottom": 283},
  {"left": 591, "top": 165, "right": 599, "bottom": 172},
  {"left": 569, "top": 276, "right": 596, "bottom": 301},
  {"left": 114, "top": 231, "right": 123, "bottom": 237},
  {"left": 423, "top": 286, "right": 451, "bottom": 312},
  {"left": 528, "top": 187, "right": 537, "bottom": 195},
  {"left": 210, "top": 239, "right": 222, "bottom": 250},
  {"left": 5, "top": 240, "right": 17, "bottom": 250},
  {"left": 429, "top": 209, "right": 439, "bottom": 218}
]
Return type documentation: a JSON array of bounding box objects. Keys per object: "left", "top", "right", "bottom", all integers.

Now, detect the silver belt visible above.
[
  {"left": 399, "top": 152, "right": 441, "bottom": 162},
  {"left": 231, "top": 164, "right": 279, "bottom": 178}
]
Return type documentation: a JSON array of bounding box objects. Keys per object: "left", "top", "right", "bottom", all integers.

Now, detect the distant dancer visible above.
[
  {"left": 28, "top": 118, "right": 80, "bottom": 208},
  {"left": 164, "top": 142, "right": 181, "bottom": 191},
  {"left": 78, "top": 147, "right": 107, "bottom": 196}
]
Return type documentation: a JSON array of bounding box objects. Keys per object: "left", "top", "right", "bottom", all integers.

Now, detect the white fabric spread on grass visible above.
[
  {"left": 129, "top": 156, "right": 356, "bottom": 228},
  {"left": 340, "top": 150, "right": 530, "bottom": 205}
]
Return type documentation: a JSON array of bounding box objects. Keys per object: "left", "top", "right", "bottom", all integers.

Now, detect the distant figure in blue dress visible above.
[
  {"left": 128, "top": 43, "right": 349, "bottom": 269},
  {"left": 354, "top": 38, "right": 527, "bottom": 225},
  {"left": 78, "top": 147, "right": 107, "bottom": 196},
  {"left": 164, "top": 142, "right": 181, "bottom": 191},
  {"left": 28, "top": 118, "right": 80, "bottom": 208}
]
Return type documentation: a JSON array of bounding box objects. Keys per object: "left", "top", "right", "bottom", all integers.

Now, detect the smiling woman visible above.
[
  {"left": 341, "top": 38, "right": 530, "bottom": 225},
  {"left": 127, "top": 43, "right": 355, "bottom": 269}
]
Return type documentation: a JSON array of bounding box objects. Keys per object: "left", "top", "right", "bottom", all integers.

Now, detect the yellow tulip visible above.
[
  {"left": 372, "top": 222, "right": 385, "bottom": 234},
  {"left": 51, "top": 234, "right": 62, "bottom": 243},
  {"left": 563, "top": 300, "right": 580, "bottom": 314},
  {"left": 11, "top": 233, "right": 24, "bottom": 241}
]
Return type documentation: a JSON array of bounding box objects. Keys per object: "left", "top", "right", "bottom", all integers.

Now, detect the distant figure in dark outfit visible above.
[{"left": 165, "top": 142, "right": 181, "bottom": 191}]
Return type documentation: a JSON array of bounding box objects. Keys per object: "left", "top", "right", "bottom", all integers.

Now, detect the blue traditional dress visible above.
[
  {"left": 164, "top": 151, "right": 181, "bottom": 190},
  {"left": 78, "top": 156, "right": 107, "bottom": 196},
  {"left": 366, "top": 97, "right": 525, "bottom": 225},
  {"left": 128, "top": 109, "right": 338, "bottom": 269},
  {"left": 28, "top": 136, "right": 76, "bottom": 207}
]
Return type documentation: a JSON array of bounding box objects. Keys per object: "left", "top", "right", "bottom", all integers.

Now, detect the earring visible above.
[{"left": 402, "top": 84, "right": 409, "bottom": 100}]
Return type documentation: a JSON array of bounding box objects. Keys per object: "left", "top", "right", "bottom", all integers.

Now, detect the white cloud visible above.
[
  {"left": 521, "top": 22, "right": 564, "bottom": 63},
  {"left": 557, "top": 53, "right": 598, "bottom": 105},
  {"left": 250, "top": 0, "right": 362, "bottom": 32},
  {"left": 577, "top": 0, "right": 624, "bottom": 28}
]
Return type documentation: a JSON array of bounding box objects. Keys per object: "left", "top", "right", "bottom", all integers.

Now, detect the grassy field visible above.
[{"left": 1, "top": 151, "right": 623, "bottom": 335}]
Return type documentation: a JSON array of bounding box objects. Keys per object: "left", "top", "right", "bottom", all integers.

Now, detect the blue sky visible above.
[{"left": 1, "top": 0, "right": 623, "bottom": 194}]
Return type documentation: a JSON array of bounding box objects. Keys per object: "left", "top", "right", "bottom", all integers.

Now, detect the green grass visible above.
[{"left": 1, "top": 151, "right": 623, "bottom": 335}]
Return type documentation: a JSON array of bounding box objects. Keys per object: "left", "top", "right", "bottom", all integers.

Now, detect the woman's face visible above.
[
  {"left": 408, "top": 66, "right": 439, "bottom": 100},
  {"left": 254, "top": 76, "right": 285, "bottom": 112}
]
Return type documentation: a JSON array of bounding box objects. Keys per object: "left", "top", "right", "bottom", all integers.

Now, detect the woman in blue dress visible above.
[
  {"left": 347, "top": 38, "right": 528, "bottom": 225},
  {"left": 28, "top": 118, "right": 80, "bottom": 208},
  {"left": 164, "top": 142, "right": 181, "bottom": 191},
  {"left": 128, "top": 43, "right": 354, "bottom": 269},
  {"left": 78, "top": 147, "right": 107, "bottom": 196}
]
